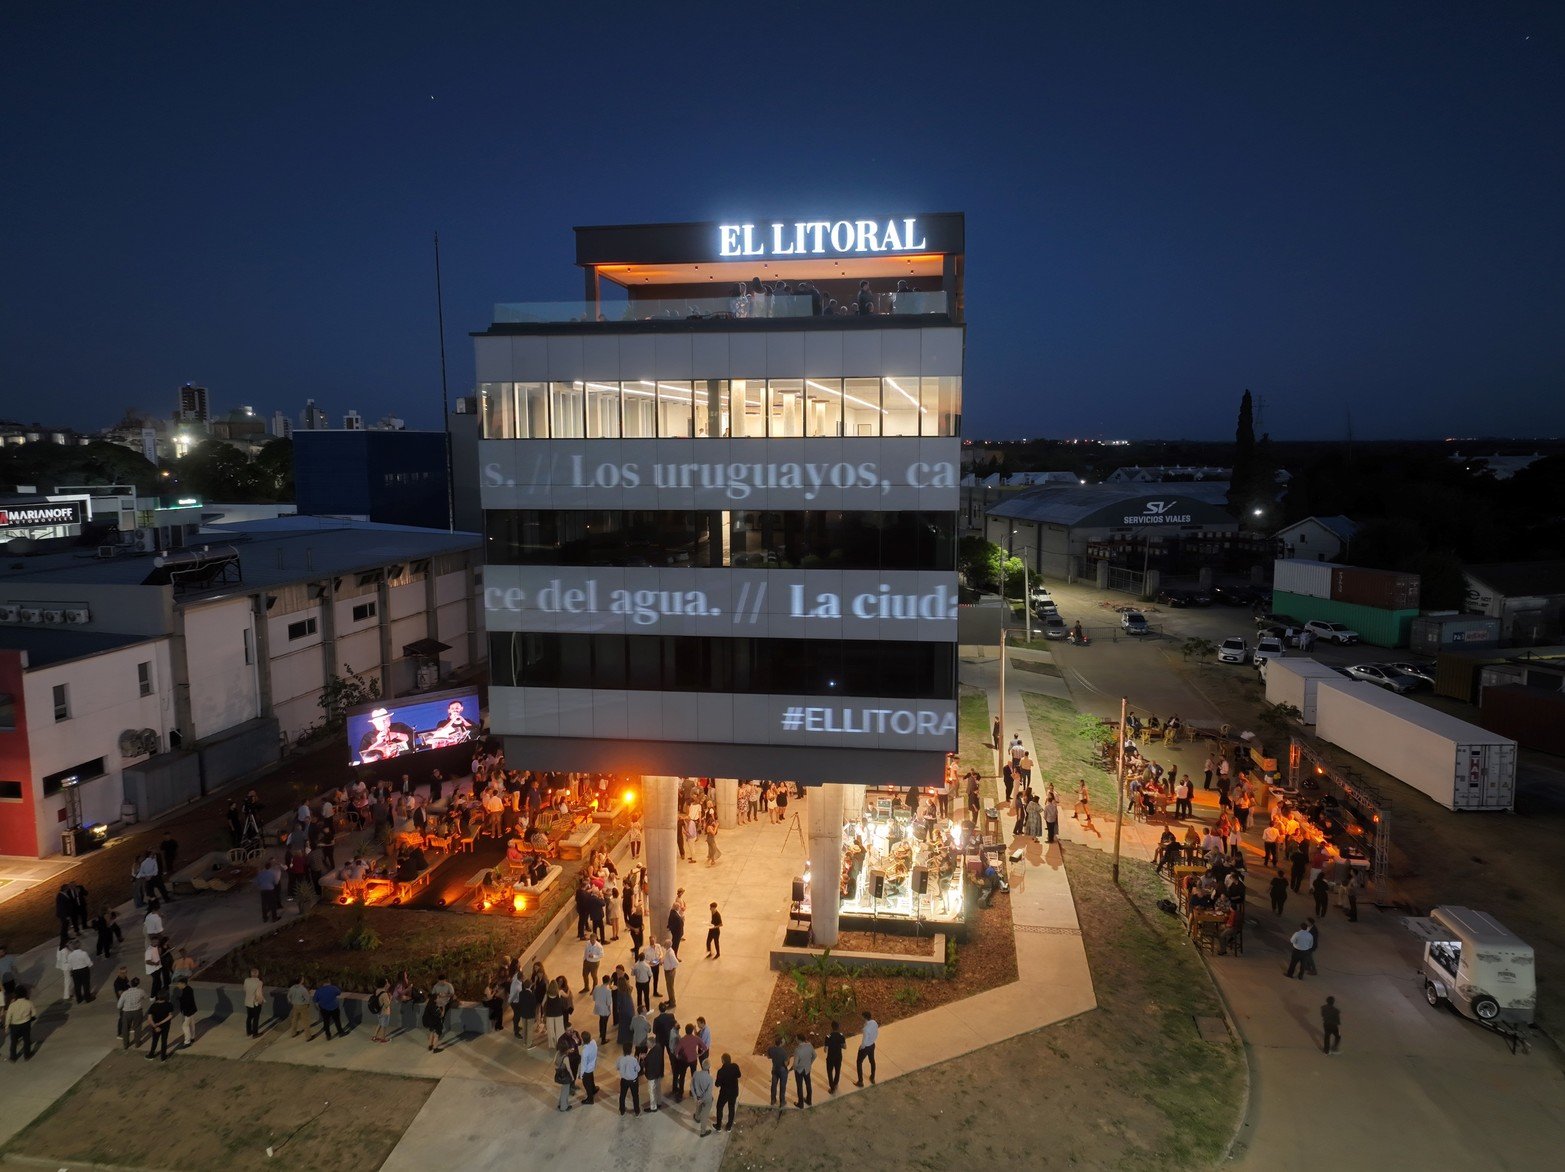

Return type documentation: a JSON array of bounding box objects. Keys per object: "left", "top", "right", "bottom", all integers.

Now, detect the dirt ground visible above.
[
  {"left": 723, "top": 844, "right": 1243, "bottom": 1172},
  {"left": 3, "top": 1050, "right": 434, "bottom": 1171}
]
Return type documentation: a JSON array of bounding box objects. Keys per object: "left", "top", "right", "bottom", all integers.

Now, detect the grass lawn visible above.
[
  {"left": 4, "top": 1051, "right": 435, "bottom": 1172},
  {"left": 1022, "top": 689, "right": 1120, "bottom": 816},
  {"left": 957, "top": 683, "right": 994, "bottom": 782},
  {"left": 721, "top": 844, "right": 1244, "bottom": 1172}
]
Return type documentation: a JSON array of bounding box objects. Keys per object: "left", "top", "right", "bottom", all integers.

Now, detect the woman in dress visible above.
[{"left": 422, "top": 990, "right": 444, "bottom": 1052}]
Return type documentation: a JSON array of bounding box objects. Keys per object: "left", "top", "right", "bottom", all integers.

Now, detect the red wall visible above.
[{"left": 0, "top": 651, "right": 38, "bottom": 857}]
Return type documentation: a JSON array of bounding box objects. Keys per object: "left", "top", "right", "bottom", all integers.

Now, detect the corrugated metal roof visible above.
[
  {"left": 1465, "top": 561, "right": 1565, "bottom": 599},
  {"left": 987, "top": 481, "right": 1233, "bottom": 526},
  {"left": 2, "top": 628, "right": 157, "bottom": 669}
]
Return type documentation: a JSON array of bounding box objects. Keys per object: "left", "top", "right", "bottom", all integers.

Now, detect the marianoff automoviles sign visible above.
[{"left": 0, "top": 501, "right": 85, "bottom": 530}]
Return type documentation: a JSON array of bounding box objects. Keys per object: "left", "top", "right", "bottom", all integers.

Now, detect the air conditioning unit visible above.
[
  {"left": 64, "top": 608, "right": 91, "bottom": 624},
  {"left": 18, "top": 608, "right": 42, "bottom": 623},
  {"left": 0, "top": 605, "right": 18, "bottom": 622},
  {"left": 41, "top": 609, "right": 64, "bottom": 624}
]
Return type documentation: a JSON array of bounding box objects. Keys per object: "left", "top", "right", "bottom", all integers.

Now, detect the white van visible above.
[{"left": 1418, "top": 906, "right": 1536, "bottom": 1025}]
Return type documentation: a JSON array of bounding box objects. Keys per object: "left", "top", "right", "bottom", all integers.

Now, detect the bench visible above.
[
  {"left": 515, "top": 863, "right": 562, "bottom": 900},
  {"left": 557, "top": 822, "right": 599, "bottom": 860}
]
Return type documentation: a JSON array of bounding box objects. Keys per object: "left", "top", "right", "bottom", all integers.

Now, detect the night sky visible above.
[{"left": 4, "top": 2, "right": 1561, "bottom": 441}]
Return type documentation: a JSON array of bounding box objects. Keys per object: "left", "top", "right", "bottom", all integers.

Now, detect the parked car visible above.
[
  {"left": 1121, "top": 611, "right": 1150, "bottom": 636},
  {"left": 1344, "top": 663, "right": 1421, "bottom": 693},
  {"left": 1388, "top": 661, "right": 1436, "bottom": 686},
  {"left": 1156, "top": 589, "right": 1192, "bottom": 608},
  {"left": 1256, "top": 612, "right": 1300, "bottom": 629},
  {"left": 1218, "top": 636, "right": 1250, "bottom": 664},
  {"left": 1042, "top": 615, "right": 1069, "bottom": 640},
  {"left": 1257, "top": 624, "right": 1305, "bottom": 648},
  {"left": 1213, "top": 585, "right": 1254, "bottom": 607},
  {"left": 1031, "top": 597, "right": 1059, "bottom": 618},
  {"left": 1253, "top": 635, "right": 1285, "bottom": 667},
  {"left": 1029, "top": 584, "right": 1053, "bottom": 605},
  {"left": 1306, "top": 620, "right": 1361, "bottom": 645},
  {"left": 1187, "top": 589, "right": 1213, "bottom": 607}
]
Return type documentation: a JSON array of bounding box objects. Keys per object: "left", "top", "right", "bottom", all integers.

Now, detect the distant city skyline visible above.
[{"left": 3, "top": 4, "right": 1562, "bottom": 440}]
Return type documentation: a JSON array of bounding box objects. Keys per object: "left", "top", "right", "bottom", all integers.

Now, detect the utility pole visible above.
[
  {"left": 1022, "top": 549, "right": 1032, "bottom": 643},
  {"left": 996, "top": 555, "right": 1006, "bottom": 777},
  {"left": 1112, "top": 695, "right": 1128, "bottom": 884},
  {"left": 434, "top": 231, "right": 455, "bottom": 531}
]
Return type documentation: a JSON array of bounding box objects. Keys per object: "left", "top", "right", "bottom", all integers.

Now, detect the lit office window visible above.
[
  {"left": 927, "top": 376, "right": 961, "bottom": 437},
  {"left": 693, "top": 379, "right": 725, "bottom": 438},
  {"left": 728, "top": 380, "right": 766, "bottom": 437},
  {"left": 622, "top": 381, "right": 656, "bottom": 437},
  {"left": 882, "top": 376, "right": 922, "bottom": 437},
  {"left": 480, "top": 382, "right": 515, "bottom": 439},
  {"left": 843, "top": 378, "right": 883, "bottom": 437},
  {"left": 584, "top": 381, "right": 621, "bottom": 438},
  {"left": 549, "top": 382, "right": 585, "bottom": 439},
  {"left": 767, "top": 379, "right": 804, "bottom": 437},
  {"left": 656, "top": 381, "right": 694, "bottom": 438},
  {"left": 805, "top": 379, "right": 843, "bottom": 437}
]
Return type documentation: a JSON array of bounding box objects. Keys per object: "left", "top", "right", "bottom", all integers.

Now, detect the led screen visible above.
[{"left": 346, "top": 688, "right": 481, "bottom": 767}]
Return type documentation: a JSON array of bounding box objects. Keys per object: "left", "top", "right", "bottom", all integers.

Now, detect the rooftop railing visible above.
[{"left": 492, "top": 290, "right": 948, "bottom": 325}]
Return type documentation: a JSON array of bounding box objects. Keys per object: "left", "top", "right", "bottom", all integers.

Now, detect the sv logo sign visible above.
[{"left": 1143, "top": 500, "right": 1176, "bottom": 515}]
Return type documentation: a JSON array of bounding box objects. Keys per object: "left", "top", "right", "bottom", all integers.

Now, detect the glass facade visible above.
[
  {"left": 491, "top": 632, "right": 955, "bottom": 699},
  {"left": 481, "top": 377, "right": 960, "bottom": 441},
  {"left": 485, "top": 509, "right": 955, "bottom": 570}
]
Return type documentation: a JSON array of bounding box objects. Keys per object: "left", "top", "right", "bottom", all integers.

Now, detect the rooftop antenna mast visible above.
[{"left": 434, "top": 232, "right": 455, "bottom": 531}]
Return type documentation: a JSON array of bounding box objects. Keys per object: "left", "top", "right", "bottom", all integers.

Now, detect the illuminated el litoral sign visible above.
[{"left": 718, "top": 218, "right": 928, "bottom": 259}]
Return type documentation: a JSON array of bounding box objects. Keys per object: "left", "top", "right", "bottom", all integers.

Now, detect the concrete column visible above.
[
  {"left": 715, "top": 778, "right": 739, "bottom": 829},
  {"left": 643, "top": 775, "right": 681, "bottom": 946},
  {"left": 807, "top": 784, "right": 845, "bottom": 947},
  {"left": 840, "top": 784, "right": 866, "bottom": 821}
]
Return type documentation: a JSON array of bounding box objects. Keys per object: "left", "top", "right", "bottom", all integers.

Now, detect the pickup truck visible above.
[{"left": 1255, "top": 612, "right": 1300, "bottom": 629}]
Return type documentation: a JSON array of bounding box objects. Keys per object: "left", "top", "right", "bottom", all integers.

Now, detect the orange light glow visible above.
[
  {"left": 482, "top": 900, "right": 492, "bottom": 911},
  {"left": 622, "top": 790, "right": 636, "bottom": 807},
  {"left": 513, "top": 894, "right": 526, "bottom": 912}
]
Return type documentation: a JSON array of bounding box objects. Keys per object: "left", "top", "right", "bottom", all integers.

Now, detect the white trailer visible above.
[
  {"left": 1315, "top": 680, "right": 1517, "bottom": 811},
  {"left": 1263, "top": 657, "right": 1347, "bottom": 724}
]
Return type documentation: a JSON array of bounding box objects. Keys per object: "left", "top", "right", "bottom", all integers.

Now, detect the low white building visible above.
[{"left": 1272, "top": 515, "right": 1359, "bottom": 563}]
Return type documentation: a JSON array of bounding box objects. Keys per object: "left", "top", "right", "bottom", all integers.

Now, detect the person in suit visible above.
[{"left": 1321, "top": 995, "right": 1342, "bottom": 1054}]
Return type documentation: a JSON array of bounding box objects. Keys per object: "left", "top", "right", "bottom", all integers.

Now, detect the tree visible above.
[
  {"left": 1227, "top": 389, "right": 1256, "bottom": 518},
  {"left": 317, "top": 664, "right": 381, "bottom": 731},
  {"left": 253, "top": 437, "right": 294, "bottom": 500},
  {"left": 1181, "top": 636, "right": 1218, "bottom": 661},
  {"left": 959, "top": 536, "right": 1002, "bottom": 591}
]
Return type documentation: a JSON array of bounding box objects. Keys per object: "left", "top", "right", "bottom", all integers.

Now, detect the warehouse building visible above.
[{"left": 1464, "top": 562, "right": 1565, "bottom": 645}]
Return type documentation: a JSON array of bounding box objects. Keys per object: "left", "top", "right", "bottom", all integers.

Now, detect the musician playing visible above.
[
  {"left": 358, "top": 707, "right": 415, "bottom": 763},
  {"left": 428, "top": 699, "right": 476, "bottom": 747}
]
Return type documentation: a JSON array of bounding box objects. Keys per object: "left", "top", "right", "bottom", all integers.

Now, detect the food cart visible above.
[{"left": 1415, "top": 905, "right": 1536, "bottom": 1027}]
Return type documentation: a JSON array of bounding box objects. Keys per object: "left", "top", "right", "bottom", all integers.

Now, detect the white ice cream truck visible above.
[{"left": 1418, "top": 905, "right": 1536, "bottom": 1026}]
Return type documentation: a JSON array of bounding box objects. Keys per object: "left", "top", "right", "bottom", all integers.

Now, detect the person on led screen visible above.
[
  {"left": 427, "top": 699, "right": 476, "bottom": 747},
  {"left": 358, "top": 706, "right": 415, "bottom": 762}
]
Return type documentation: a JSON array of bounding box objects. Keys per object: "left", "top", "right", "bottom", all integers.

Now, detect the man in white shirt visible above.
[
  {"left": 581, "top": 937, "right": 603, "bottom": 994},
  {"left": 66, "top": 944, "right": 93, "bottom": 1003},
  {"left": 854, "top": 1012, "right": 878, "bottom": 1086},
  {"left": 117, "top": 978, "right": 147, "bottom": 1049},
  {"left": 143, "top": 905, "right": 164, "bottom": 941},
  {"left": 616, "top": 1046, "right": 643, "bottom": 1116},
  {"left": 1285, "top": 923, "right": 1313, "bottom": 979},
  {"left": 660, "top": 937, "right": 680, "bottom": 1008}
]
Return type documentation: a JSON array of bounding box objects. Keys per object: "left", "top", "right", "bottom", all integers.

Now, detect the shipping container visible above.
[
  {"left": 1315, "top": 680, "right": 1517, "bottom": 811},
  {"left": 1271, "top": 590, "right": 1418, "bottom": 648},
  {"left": 1331, "top": 565, "right": 1421, "bottom": 610},
  {"left": 1410, "top": 613, "right": 1502, "bottom": 656},
  {"left": 1273, "top": 558, "right": 1334, "bottom": 600},
  {"left": 1263, "top": 657, "right": 1347, "bottom": 724},
  {"left": 1434, "top": 648, "right": 1519, "bottom": 702},
  {"left": 1479, "top": 684, "right": 1565, "bottom": 756}
]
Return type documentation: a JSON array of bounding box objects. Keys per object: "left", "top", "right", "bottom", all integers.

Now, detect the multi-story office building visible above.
[
  {"left": 175, "top": 383, "right": 210, "bottom": 427},
  {"left": 476, "top": 213, "right": 965, "bottom": 942}
]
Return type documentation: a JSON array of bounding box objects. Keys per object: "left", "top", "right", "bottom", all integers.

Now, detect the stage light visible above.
[
  {"left": 436, "top": 897, "right": 447, "bottom": 908},
  {"left": 622, "top": 790, "right": 636, "bottom": 807},
  {"left": 513, "top": 894, "right": 526, "bottom": 913}
]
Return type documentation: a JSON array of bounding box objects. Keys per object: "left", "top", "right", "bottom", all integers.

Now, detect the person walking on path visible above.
[
  {"left": 824, "top": 1020, "right": 846, "bottom": 1093},
  {"left": 1073, "top": 780, "right": 1094, "bottom": 829},
  {"left": 714, "top": 1052, "right": 741, "bottom": 1131},
  {"left": 991, "top": 714, "right": 1001, "bottom": 750},
  {"left": 287, "top": 976, "right": 312, "bottom": 1036},
  {"left": 1304, "top": 917, "right": 1321, "bottom": 975},
  {"left": 706, "top": 903, "right": 723, "bottom": 958},
  {"left": 1203, "top": 754, "right": 1216, "bottom": 790},
  {"left": 1269, "top": 870, "right": 1289, "bottom": 916},
  {"left": 117, "top": 978, "right": 147, "bottom": 1049},
  {"left": 1262, "top": 823, "right": 1280, "bottom": 867},
  {"left": 704, "top": 814, "right": 722, "bottom": 865},
  {"left": 1042, "top": 793, "right": 1059, "bottom": 843},
  {"left": 1321, "top": 995, "right": 1342, "bottom": 1054},
  {"left": 7, "top": 986, "right": 37, "bottom": 1061},
  {"left": 793, "top": 1033, "right": 816, "bottom": 1108},
  {"left": 691, "top": 1058, "right": 714, "bottom": 1135},
  {"left": 145, "top": 986, "right": 173, "bottom": 1060},
  {"left": 853, "top": 1012, "right": 878, "bottom": 1086},
  {"left": 67, "top": 943, "right": 93, "bottom": 1003},
  {"left": 579, "top": 1032, "right": 599, "bottom": 1104},
  {"left": 423, "top": 991, "right": 445, "bottom": 1052},
  {"left": 1285, "top": 923, "right": 1313, "bottom": 979},
  {"left": 1289, "top": 844, "right": 1309, "bottom": 893},
  {"left": 643, "top": 1037, "right": 666, "bottom": 1111},
  {"left": 243, "top": 969, "right": 265, "bottom": 1037},
  {"left": 767, "top": 1034, "right": 790, "bottom": 1107}
]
